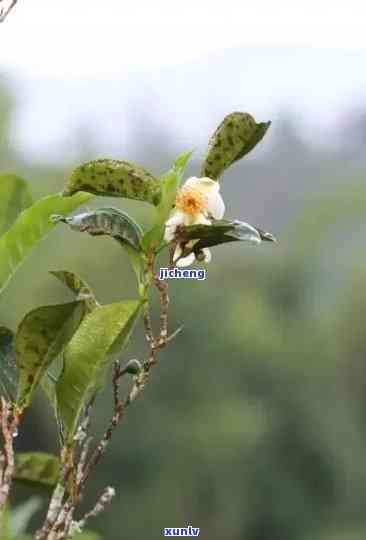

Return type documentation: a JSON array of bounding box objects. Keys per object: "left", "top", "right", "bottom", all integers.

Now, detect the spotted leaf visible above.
[
  {"left": 201, "top": 112, "right": 271, "bottom": 180},
  {"left": 63, "top": 159, "right": 161, "bottom": 206},
  {"left": 15, "top": 301, "right": 86, "bottom": 410}
]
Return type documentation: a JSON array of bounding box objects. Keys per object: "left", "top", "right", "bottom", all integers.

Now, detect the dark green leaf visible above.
[
  {"left": 52, "top": 207, "right": 142, "bottom": 252},
  {"left": 201, "top": 112, "right": 271, "bottom": 180},
  {"left": 16, "top": 301, "right": 86, "bottom": 410},
  {"left": 0, "top": 326, "right": 17, "bottom": 401},
  {"left": 0, "top": 192, "right": 92, "bottom": 295},
  {"left": 14, "top": 452, "right": 59, "bottom": 488},
  {"left": 141, "top": 150, "right": 192, "bottom": 252},
  {"left": 56, "top": 300, "right": 141, "bottom": 441},
  {"left": 0, "top": 174, "right": 33, "bottom": 236},
  {"left": 50, "top": 270, "right": 99, "bottom": 312},
  {"left": 178, "top": 219, "right": 276, "bottom": 253},
  {"left": 63, "top": 159, "right": 161, "bottom": 206}
]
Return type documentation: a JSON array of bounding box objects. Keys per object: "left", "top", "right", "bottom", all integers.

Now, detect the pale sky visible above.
[
  {"left": 1, "top": 1, "right": 366, "bottom": 162},
  {"left": 2, "top": 1, "right": 366, "bottom": 77}
]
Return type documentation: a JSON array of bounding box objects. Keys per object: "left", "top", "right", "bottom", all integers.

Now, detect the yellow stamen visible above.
[{"left": 175, "top": 187, "right": 207, "bottom": 216}]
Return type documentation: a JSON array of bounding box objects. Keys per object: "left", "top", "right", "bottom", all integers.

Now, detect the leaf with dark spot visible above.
[
  {"left": 178, "top": 219, "right": 276, "bottom": 254},
  {"left": 0, "top": 326, "right": 18, "bottom": 401},
  {"left": 63, "top": 159, "right": 162, "bottom": 206},
  {"left": 15, "top": 301, "right": 86, "bottom": 410},
  {"left": 201, "top": 112, "right": 271, "bottom": 180}
]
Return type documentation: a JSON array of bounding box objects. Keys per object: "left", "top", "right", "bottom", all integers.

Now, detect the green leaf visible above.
[
  {"left": 14, "top": 452, "right": 59, "bottom": 488},
  {"left": 0, "top": 192, "right": 92, "bottom": 295},
  {"left": 50, "top": 270, "right": 99, "bottom": 312},
  {"left": 201, "top": 112, "right": 271, "bottom": 180},
  {"left": 52, "top": 207, "right": 143, "bottom": 252},
  {"left": 141, "top": 150, "right": 193, "bottom": 252},
  {"left": 0, "top": 326, "right": 17, "bottom": 401},
  {"left": 73, "top": 532, "right": 101, "bottom": 540},
  {"left": 16, "top": 301, "right": 86, "bottom": 410},
  {"left": 178, "top": 219, "right": 276, "bottom": 255},
  {"left": 56, "top": 300, "right": 141, "bottom": 441},
  {"left": 0, "top": 506, "right": 12, "bottom": 540},
  {"left": 11, "top": 496, "right": 42, "bottom": 536},
  {"left": 63, "top": 159, "right": 161, "bottom": 206},
  {"left": 0, "top": 174, "right": 33, "bottom": 236}
]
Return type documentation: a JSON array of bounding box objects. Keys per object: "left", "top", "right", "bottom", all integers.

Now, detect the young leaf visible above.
[
  {"left": 14, "top": 452, "right": 59, "bottom": 488},
  {"left": 201, "top": 112, "right": 271, "bottom": 180},
  {"left": 178, "top": 219, "right": 276, "bottom": 254},
  {"left": 15, "top": 301, "right": 86, "bottom": 410},
  {"left": 63, "top": 159, "right": 162, "bottom": 206},
  {"left": 52, "top": 207, "right": 143, "bottom": 252},
  {"left": 141, "top": 150, "right": 193, "bottom": 252},
  {"left": 0, "top": 192, "right": 92, "bottom": 295},
  {"left": 0, "top": 174, "right": 33, "bottom": 236},
  {"left": 50, "top": 270, "right": 99, "bottom": 312},
  {"left": 56, "top": 300, "right": 141, "bottom": 441},
  {"left": 0, "top": 326, "right": 17, "bottom": 401}
]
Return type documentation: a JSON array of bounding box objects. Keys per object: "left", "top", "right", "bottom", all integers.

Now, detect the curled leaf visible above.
[
  {"left": 51, "top": 207, "right": 142, "bottom": 252},
  {"left": 178, "top": 219, "right": 276, "bottom": 254},
  {"left": 50, "top": 270, "right": 99, "bottom": 312},
  {"left": 201, "top": 112, "right": 271, "bottom": 180},
  {"left": 63, "top": 159, "right": 162, "bottom": 206}
]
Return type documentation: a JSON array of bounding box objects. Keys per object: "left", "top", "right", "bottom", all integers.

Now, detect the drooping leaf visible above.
[
  {"left": 14, "top": 452, "right": 59, "bottom": 488},
  {"left": 63, "top": 159, "right": 161, "bottom": 206},
  {"left": 0, "top": 174, "right": 33, "bottom": 236},
  {"left": 11, "top": 496, "right": 42, "bottom": 536},
  {"left": 56, "top": 300, "right": 141, "bottom": 441},
  {"left": 0, "top": 326, "right": 17, "bottom": 401},
  {"left": 16, "top": 301, "right": 86, "bottom": 410},
  {"left": 201, "top": 112, "right": 271, "bottom": 180},
  {"left": 0, "top": 192, "right": 92, "bottom": 295},
  {"left": 51, "top": 207, "right": 143, "bottom": 252},
  {"left": 50, "top": 270, "right": 99, "bottom": 312},
  {"left": 141, "top": 150, "right": 193, "bottom": 252},
  {"left": 178, "top": 219, "right": 276, "bottom": 255}
]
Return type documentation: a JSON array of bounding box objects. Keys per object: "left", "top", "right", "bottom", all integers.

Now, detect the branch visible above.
[
  {"left": 0, "top": 0, "right": 18, "bottom": 23},
  {"left": 0, "top": 398, "right": 19, "bottom": 513}
]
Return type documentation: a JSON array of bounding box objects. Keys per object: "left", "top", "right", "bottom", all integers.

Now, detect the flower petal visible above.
[
  {"left": 202, "top": 248, "right": 212, "bottom": 263},
  {"left": 176, "top": 252, "right": 196, "bottom": 267},
  {"left": 164, "top": 210, "right": 186, "bottom": 242},
  {"left": 165, "top": 210, "right": 186, "bottom": 228},
  {"left": 191, "top": 213, "right": 212, "bottom": 226},
  {"left": 207, "top": 190, "right": 225, "bottom": 219},
  {"left": 185, "top": 176, "right": 219, "bottom": 195}
]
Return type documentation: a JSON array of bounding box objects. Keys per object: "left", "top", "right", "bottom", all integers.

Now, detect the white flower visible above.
[{"left": 164, "top": 176, "right": 225, "bottom": 267}]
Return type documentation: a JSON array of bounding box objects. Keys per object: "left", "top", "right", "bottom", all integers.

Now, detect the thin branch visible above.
[
  {"left": 0, "top": 0, "right": 18, "bottom": 23},
  {"left": 0, "top": 398, "right": 19, "bottom": 512}
]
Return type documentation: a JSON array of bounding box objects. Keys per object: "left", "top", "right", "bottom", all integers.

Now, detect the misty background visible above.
[{"left": 2, "top": 39, "right": 366, "bottom": 539}]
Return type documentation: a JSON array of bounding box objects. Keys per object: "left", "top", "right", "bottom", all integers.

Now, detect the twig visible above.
[
  {"left": 0, "top": 0, "right": 18, "bottom": 23},
  {"left": 0, "top": 398, "right": 19, "bottom": 512},
  {"left": 71, "top": 486, "right": 115, "bottom": 533}
]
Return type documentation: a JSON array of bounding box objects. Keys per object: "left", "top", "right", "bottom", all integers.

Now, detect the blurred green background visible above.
[{"left": 1, "top": 70, "right": 366, "bottom": 540}]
